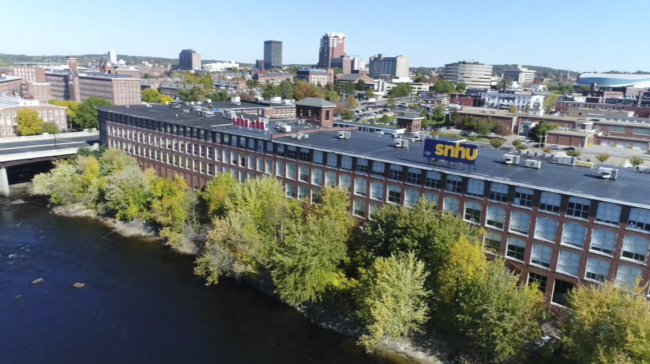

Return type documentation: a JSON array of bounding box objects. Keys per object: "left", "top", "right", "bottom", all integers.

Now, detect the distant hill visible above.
[
  {"left": 0, "top": 53, "right": 253, "bottom": 67},
  {"left": 491, "top": 64, "right": 571, "bottom": 79}
]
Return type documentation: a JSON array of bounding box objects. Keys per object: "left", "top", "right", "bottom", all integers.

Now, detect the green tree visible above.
[
  {"left": 365, "top": 88, "right": 375, "bottom": 98},
  {"left": 159, "top": 95, "right": 174, "bottom": 104},
  {"left": 431, "top": 104, "right": 445, "bottom": 123},
  {"left": 529, "top": 120, "right": 559, "bottom": 142},
  {"left": 412, "top": 73, "right": 426, "bottom": 82},
  {"left": 357, "top": 252, "right": 431, "bottom": 350},
  {"left": 346, "top": 95, "right": 357, "bottom": 109},
  {"left": 512, "top": 139, "right": 523, "bottom": 148},
  {"left": 99, "top": 148, "right": 139, "bottom": 176},
  {"left": 629, "top": 156, "right": 644, "bottom": 167},
  {"left": 388, "top": 83, "right": 413, "bottom": 97},
  {"left": 525, "top": 104, "right": 530, "bottom": 113},
  {"left": 437, "top": 236, "right": 486, "bottom": 305},
  {"left": 141, "top": 88, "right": 162, "bottom": 102},
  {"left": 103, "top": 166, "right": 154, "bottom": 221},
  {"left": 76, "top": 97, "right": 113, "bottom": 129},
  {"left": 49, "top": 100, "right": 79, "bottom": 126},
  {"left": 489, "top": 139, "right": 505, "bottom": 149},
  {"left": 209, "top": 90, "right": 230, "bottom": 102},
  {"left": 333, "top": 67, "right": 344, "bottom": 75},
  {"left": 455, "top": 82, "right": 467, "bottom": 93},
  {"left": 342, "top": 109, "right": 355, "bottom": 120},
  {"left": 544, "top": 93, "right": 560, "bottom": 114},
  {"left": 380, "top": 114, "right": 395, "bottom": 124},
  {"left": 262, "top": 83, "right": 280, "bottom": 100},
  {"left": 594, "top": 153, "right": 610, "bottom": 164},
  {"left": 199, "top": 173, "right": 238, "bottom": 218},
  {"left": 279, "top": 79, "right": 294, "bottom": 99},
  {"left": 474, "top": 119, "right": 493, "bottom": 136},
  {"left": 355, "top": 80, "right": 367, "bottom": 91},
  {"left": 462, "top": 114, "right": 475, "bottom": 130},
  {"left": 458, "top": 259, "right": 545, "bottom": 363},
  {"left": 566, "top": 150, "right": 581, "bottom": 157},
  {"left": 432, "top": 80, "right": 456, "bottom": 94},
  {"left": 563, "top": 281, "right": 650, "bottom": 364},
  {"left": 15, "top": 109, "right": 43, "bottom": 135},
  {"left": 386, "top": 96, "right": 396, "bottom": 108},
  {"left": 31, "top": 161, "right": 82, "bottom": 204},
  {"left": 41, "top": 122, "right": 60, "bottom": 134}
]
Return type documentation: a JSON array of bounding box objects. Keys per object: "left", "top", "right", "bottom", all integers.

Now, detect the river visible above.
[{"left": 0, "top": 192, "right": 381, "bottom": 364}]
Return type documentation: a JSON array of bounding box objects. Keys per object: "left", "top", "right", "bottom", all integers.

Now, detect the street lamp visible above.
[{"left": 53, "top": 131, "right": 57, "bottom": 149}]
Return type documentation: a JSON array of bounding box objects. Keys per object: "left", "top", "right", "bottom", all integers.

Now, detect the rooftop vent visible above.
[
  {"left": 338, "top": 131, "right": 351, "bottom": 139},
  {"left": 395, "top": 139, "right": 410, "bottom": 148},
  {"left": 556, "top": 156, "right": 576, "bottom": 166},
  {"left": 502, "top": 153, "right": 520, "bottom": 165},
  {"left": 524, "top": 159, "right": 541, "bottom": 169},
  {"left": 635, "top": 165, "right": 650, "bottom": 173},
  {"left": 598, "top": 167, "right": 618, "bottom": 180}
]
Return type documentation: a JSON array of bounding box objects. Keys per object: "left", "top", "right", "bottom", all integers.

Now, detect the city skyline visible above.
[{"left": 3, "top": 0, "right": 649, "bottom": 72}]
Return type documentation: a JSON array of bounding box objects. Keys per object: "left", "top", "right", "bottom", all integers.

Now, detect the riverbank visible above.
[{"left": 39, "top": 195, "right": 453, "bottom": 364}]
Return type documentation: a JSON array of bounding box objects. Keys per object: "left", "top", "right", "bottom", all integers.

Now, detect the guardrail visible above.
[
  {"left": 0, "top": 148, "right": 79, "bottom": 163},
  {"left": 0, "top": 130, "right": 99, "bottom": 144}
]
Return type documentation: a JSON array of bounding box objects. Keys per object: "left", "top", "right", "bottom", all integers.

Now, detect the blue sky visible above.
[{"left": 3, "top": 0, "right": 647, "bottom": 72}]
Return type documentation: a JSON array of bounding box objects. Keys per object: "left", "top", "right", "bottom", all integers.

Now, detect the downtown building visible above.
[
  {"left": 317, "top": 33, "right": 346, "bottom": 68},
  {"left": 264, "top": 40, "right": 283, "bottom": 70},
  {"left": 98, "top": 101, "right": 650, "bottom": 306},
  {"left": 368, "top": 54, "right": 410, "bottom": 78},
  {"left": 179, "top": 49, "right": 202, "bottom": 71},
  {"left": 443, "top": 61, "right": 493, "bottom": 90}
]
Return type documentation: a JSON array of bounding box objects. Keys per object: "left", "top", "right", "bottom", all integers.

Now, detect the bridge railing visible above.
[
  {"left": 0, "top": 130, "right": 99, "bottom": 144},
  {"left": 0, "top": 148, "right": 80, "bottom": 163}
]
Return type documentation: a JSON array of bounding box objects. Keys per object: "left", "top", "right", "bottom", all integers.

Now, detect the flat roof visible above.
[
  {"left": 546, "top": 130, "right": 595, "bottom": 136},
  {"left": 456, "top": 109, "right": 517, "bottom": 118}
]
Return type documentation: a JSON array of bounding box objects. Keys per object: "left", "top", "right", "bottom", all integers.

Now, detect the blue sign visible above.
[{"left": 423, "top": 139, "right": 479, "bottom": 165}]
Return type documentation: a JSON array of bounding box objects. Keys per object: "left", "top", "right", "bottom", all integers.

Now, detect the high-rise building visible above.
[
  {"left": 264, "top": 40, "right": 282, "bottom": 70},
  {"left": 108, "top": 50, "right": 118, "bottom": 64},
  {"left": 368, "top": 54, "right": 410, "bottom": 78},
  {"left": 318, "top": 33, "right": 346, "bottom": 68},
  {"left": 179, "top": 49, "right": 201, "bottom": 71},
  {"left": 443, "top": 61, "right": 493, "bottom": 90},
  {"left": 503, "top": 65, "right": 536, "bottom": 87}
]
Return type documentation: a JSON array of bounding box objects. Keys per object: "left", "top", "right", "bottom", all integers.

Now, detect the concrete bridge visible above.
[{"left": 0, "top": 131, "right": 99, "bottom": 196}]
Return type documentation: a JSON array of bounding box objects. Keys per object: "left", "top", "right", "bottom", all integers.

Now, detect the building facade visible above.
[
  {"left": 9, "top": 66, "right": 46, "bottom": 83},
  {"left": 264, "top": 40, "right": 283, "bottom": 70},
  {"left": 296, "top": 69, "right": 334, "bottom": 86},
  {"left": 0, "top": 76, "right": 23, "bottom": 97},
  {"left": 368, "top": 54, "right": 410, "bottom": 78},
  {"left": 179, "top": 49, "right": 202, "bottom": 71},
  {"left": 482, "top": 91, "right": 545, "bottom": 114},
  {"left": 0, "top": 96, "right": 68, "bottom": 137},
  {"left": 318, "top": 33, "right": 346, "bottom": 68},
  {"left": 503, "top": 65, "right": 536, "bottom": 87},
  {"left": 444, "top": 61, "right": 493, "bottom": 90},
  {"left": 98, "top": 104, "right": 650, "bottom": 305},
  {"left": 254, "top": 72, "right": 295, "bottom": 85}
]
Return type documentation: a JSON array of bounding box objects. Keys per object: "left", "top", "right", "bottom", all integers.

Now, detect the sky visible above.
[{"left": 3, "top": 0, "right": 648, "bottom": 72}]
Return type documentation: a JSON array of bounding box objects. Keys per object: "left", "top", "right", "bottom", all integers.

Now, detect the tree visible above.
[
  {"left": 49, "top": 100, "right": 79, "bottom": 126},
  {"left": 512, "top": 139, "right": 523, "bottom": 148},
  {"left": 357, "top": 252, "right": 431, "bottom": 350},
  {"left": 262, "top": 83, "right": 280, "bottom": 100},
  {"left": 333, "top": 67, "right": 344, "bottom": 75},
  {"left": 142, "top": 88, "right": 162, "bottom": 102},
  {"left": 431, "top": 104, "right": 445, "bottom": 123},
  {"left": 342, "top": 110, "right": 355, "bottom": 120},
  {"left": 386, "top": 96, "right": 396, "bottom": 109},
  {"left": 32, "top": 161, "right": 82, "bottom": 205},
  {"left": 543, "top": 93, "right": 560, "bottom": 114},
  {"left": 388, "top": 83, "right": 413, "bottom": 98},
  {"left": 458, "top": 259, "right": 545, "bottom": 363},
  {"left": 542, "top": 147, "right": 554, "bottom": 154},
  {"left": 103, "top": 166, "right": 154, "bottom": 221},
  {"left": 432, "top": 80, "right": 456, "bottom": 94},
  {"left": 525, "top": 104, "right": 530, "bottom": 113},
  {"left": 199, "top": 173, "right": 238, "bottom": 218},
  {"left": 355, "top": 80, "right": 367, "bottom": 91},
  {"left": 462, "top": 115, "right": 475, "bottom": 130},
  {"left": 159, "top": 95, "right": 174, "bottom": 104},
  {"left": 365, "top": 88, "right": 375, "bottom": 98},
  {"left": 412, "top": 73, "right": 426, "bottom": 83},
  {"left": 16, "top": 109, "right": 43, "bottom": 135},
  {"left": 596, "top": 153, "right": 611, "bottom": 164},
  {"left": 346, "top": 95, "right": 357, "bottom": 109},
  {"left": 507, "top": 105, "right": 516, "bottom": 114},
  {"left": 474, "top": 119, "right": 493, "bottom": 136},
  {"left": 76, "top": 97, "right": 113, "bottom": 129},
  {"left": 567, "top": 150, "right": 581, "bottom": 157},
  {"left": 529, "top": 120, "right": 559, "bottom": 142},
  {"left": 381, "top": 115, "right": 395, "bottom": 124},
  {"left": 436, "top": 236, "right": 486, "bottom": 307},
  {"left": 493, "top": 122, "right": 509, "bottom": 136},
  {"left": 41, "top": 122, "right": 59, "bottom": 134},
  {"left": 563, "top": 281, "right": 650, "bottom": 364},
  {"left": 279, "top": 79, "right": 294, "bottom": 99},
  {"left": 455, "top": 82, "right": 467, "bottom": 93},
  {"left": 489, "top": 139, "right": 505, "bottom": 149},
  {"left": 209, "top": 90, "right": 230, "bottom": 102},
  {"left": 629, "top": 156, "right": 644, "bottom": 167},
  {"left": 294, "top": 81, "right": 314, "bottom": 100}
]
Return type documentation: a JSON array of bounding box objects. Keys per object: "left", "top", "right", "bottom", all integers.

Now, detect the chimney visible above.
[{"left": 68, "top": 57, "right": 78, "bottom": 72}]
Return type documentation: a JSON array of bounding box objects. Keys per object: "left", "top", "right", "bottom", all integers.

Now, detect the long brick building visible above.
[{"left": 99, "top": 102, "right": 650, "bottom": 305}]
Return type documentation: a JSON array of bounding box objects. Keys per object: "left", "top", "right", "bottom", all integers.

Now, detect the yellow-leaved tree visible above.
[{"left": 16, "top": 109, "right": 44, "bottom": 135}]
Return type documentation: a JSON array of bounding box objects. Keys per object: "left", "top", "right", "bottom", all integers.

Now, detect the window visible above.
[
  {"left": 248, "top": 155, "right": 255, "bottom": 170},
  {"left": 514, "top": 187, "right": 534, "bottom": 208},
  {"left": 341, "top": 156, "right": 352, "bottom": 170},
  {"left": 484, "top": 233, "right": 501, "bottom": 254},
  {"left": 326, "top": 153, "right": 337, "bottom": 168},
  {"left": 372, "top": 162, "right": 385, "bottom": 178},
  {"left": 423, "top": 193, "right": 438, "bottom": 205},
  {"left": 406, "top": 168, "right": 422, "bottom": 185},
  {"left": 339, "top": 175, "right": 351, "bottom": 193},
  {"left": 633, "top": 128, "right": 650, "bottom": 136},
  {"left": 287, "top": 146, "right": 297, "bottom": 159},
  {"left": 311, "top": 169, "right": 323, "bottom": 186},
  {"left": 276, "top": 161, "right": 285, "bottom": 177},
  {"left": 486, "top": 206, "right": 505, "bottom": 229},
  {"left": 506, "top": 238, "right": 526, "bottom": 261},
  {"left": 387, "top": 185, "right": 402, "bottom": 204},
  {"left": 286, "top": 163, "right": 296, "bottom": 180},
  {"left": 561, "top": 223, "right": 586, "bottom": 248},
  {"left": 585, "top": 258, "right": 610, "bottom": 283},
  {"left": 443, "top": 197, "right": 460, "bottom": 214},
  {"left": 388, "top": 165, "right": 403, "bottom": 181},
  {"left": 368, "top": 181, "right": 384, "bottom": 201},
  {"left": 615, "top": 265, "right": 641, "bottom": 289},
  {"left": 539, "top": 192, "right": 561, "bottom": 213},
  {"left": 353, "top": 200, "right": 366, "bottom": 218},
  {"left": 230, "top": 151, "right": 238, "bottom": 165},
  {"left": 299, "top": 166, "right": 309, "bottom": 182},
  {"left": 467, "top": 179, "right": 485, "bottom": 197},
  {"left": 510, "top": 212, "right": 531, "bottom": 235},
  {"left": 609, "top": 126, "right": 625, "bottom": 133},
  {"left": 445, "top": 175, "right": 462, "bottom": 193},
  {"left": 313, "top": 151, "right": 323, "bottom": 164},
  {"left": 298, "top": 185, "right": 308, "bottom": 200},
  {"left": 276, "top": 144, "right": 284, "bottom": 157},
  {"left": 530, "top": 244, "right": 553, "bottom": 268},
  {"left": 463, "top": 202, "right": 482, "bottom": 224},
  {"left": 488, "top": 183, "right": 508, "bottom": 202},
  {"left": 404, "top": 189, "right": 419, "bottom": 207},
  {"left": 325, "top": 171, "right": 336, "bottom": 186},
  {"left": 621, "top": 235, "right": 648, "bottom": 263},
  {"left": 595, "top": 203, "right": 621, "bottom": 225},
  {"left": 356, "top": 159, "right": 369, "bottom": 174},
  {"left": 567, "top": 197, "right": 590, "bottom": 219},
  {"left": 265, "top": 160, "right": 273, "bottom": 174},
  {"left": 354, "top": 178, "right": 368, "bottom": 197},
  {"left": 424, "top": 171, "right": 441, "bottom": 189},
  {"left": 528, "top": 273, "right": 548, "bottom": 293},
  {"left": 266, "top": 141, "right": 273, "bottom": 154},
  {"left": 557, "top": 251, "right": 581, "bottom": 277},
  {"left": 534, "top": 217, "right": 558, "bottom": 242},
  {"left": 590, "top": 229, "right": 617, "bottom": 255},
  {"left": 628, "top": 208, "right": 650, "bottom": 232},
  {"left": 299, "top": 148, "right": 310, "bottom": 162},
  {"left": 256, "top": 157, "right": 263, "bottom": 171}
]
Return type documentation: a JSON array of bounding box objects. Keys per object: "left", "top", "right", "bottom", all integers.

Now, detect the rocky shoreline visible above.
[{"left": 43, "top": 197, "right": 451, "bottom": 364}]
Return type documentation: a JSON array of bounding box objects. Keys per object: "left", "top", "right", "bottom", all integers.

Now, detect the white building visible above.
[
  {"left": 368, "top": 54, "right": 409, "bottom": 78},
  {"left": 481, "top": 91, "right": 545, "bottom": 115},
  {"left": 108, "top": 50, "right": 118, "bottom": 64},
  {"left": 503, "top": 65, "right": 536, "bottom": 87},
  {"left": 444, "top": 61, "right": 493, "bottom": 90},
  {"left": 203, "top": 61, "right": 240, "bottom": 72}
]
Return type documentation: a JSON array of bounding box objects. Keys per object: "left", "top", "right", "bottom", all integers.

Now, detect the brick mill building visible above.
[
  {"left": 99, "top": 102, "right": 650, "bottom": 305},
  {"left": 0, "top": 96, "right": 68, "bottom": 137}
]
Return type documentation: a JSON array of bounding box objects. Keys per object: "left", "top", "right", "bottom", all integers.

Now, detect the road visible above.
[{"left": 0, "top": 135, "right": 99, "bottom": 155}]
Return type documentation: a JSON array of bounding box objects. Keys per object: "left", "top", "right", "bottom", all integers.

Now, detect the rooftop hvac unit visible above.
[
  {"left": 303, "top": 133, "right": 310, "bottom": 139},
  {"left": 297, "top": 119, "right": 305, "bottom": 124},
  {"left": 280, "top": 125, "right": 292, "bottom": 132},
  {"left": 275, "top": 122, "right": 286, "bottom": 129},
  {"left": 524, "top": 159, "right": 542, "bottom": 169},
  {"left": 598, "top": 167, "right": 618, "bottom": 180},
  {"left": 502, "top": 154, "right": 520, "bottom": 165},
  {"left": 205, "top": 99, "right": 211, "bottom": 103},
  {"left": 338, "top": 131, "right": 352, "bottom": 139},
  {"left": 636, "top": 165, "right": 650, "bottom": 173},
  {"left": 556, "top": 156, "right": 576, "bottom": 166},
  {"left": 395, "top": 139, "right": 410, "bottom": 148}
]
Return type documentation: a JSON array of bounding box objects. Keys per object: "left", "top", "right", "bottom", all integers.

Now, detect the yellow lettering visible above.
[
  {"left": 445, "top": 145, "right": 456, "bottom": 158},
  {"left": 466, "top": 148, "right": 478, "bottom": 160},
  {"left": 435, "top": 144, "right": 444, "bottom": 156},
  {"left": 457, "top": 147, "right": 466, "bottom": 159},
  {"left": 433, "top": 142, "right": 478, "bottom": 161}
]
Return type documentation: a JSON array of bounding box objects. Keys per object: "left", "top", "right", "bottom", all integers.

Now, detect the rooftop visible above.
[
  {"left": 0, "top": 76, "right": 22, "bottom": 83},
  {"left": 295, "top": 97, "right": 336, "bottom": 108}
]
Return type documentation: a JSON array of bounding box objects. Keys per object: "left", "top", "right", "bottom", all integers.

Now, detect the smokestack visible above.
[{"left": 68, "top": 57, "right": 78, "bottom": 72}]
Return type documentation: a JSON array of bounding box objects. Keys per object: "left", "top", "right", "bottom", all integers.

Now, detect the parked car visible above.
[
  {"left": 562, "top": 147, "right": 576, "bottom": 151},
  {"left": 549, "top": 145, "right": 561, "bottom": 150}
]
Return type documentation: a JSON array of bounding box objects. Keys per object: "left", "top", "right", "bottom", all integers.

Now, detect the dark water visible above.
[{"left": 0, "top": 194, "right": 380, "bottom": 364}]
